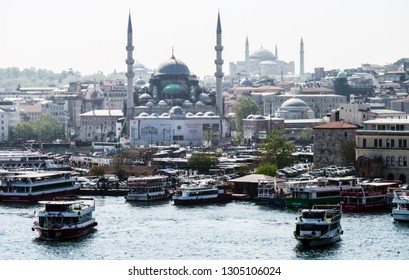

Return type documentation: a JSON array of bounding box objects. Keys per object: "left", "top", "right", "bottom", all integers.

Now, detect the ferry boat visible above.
[
  {"left": 294, "top": 204, "right": 343, "bottom": 248},
  {"left": 391, "top": 190, "right": 409, "bottom": 222},
  {"left": 172, "top": 179, "right": 232, "bottom": 205},
  {"left": 125, "top": 175, "right": 172, "bottom": 202},
  {"left": 0, "top": 171, "right": 80, "bottom": 202},
  {"left": 32, "top": 196, "right": 98, "bottom": 240},
  {"left": 340, "top": 180, "right": 400, "bottom": 212},
  {"left": 282, "top": 177, "right": 349, "bottom": 208},
  {"left": 255, "top": 180, "right": 290, "bottom": 207},
  {"left": 0, "top": 150, "right": 71, "bottom": 171}
]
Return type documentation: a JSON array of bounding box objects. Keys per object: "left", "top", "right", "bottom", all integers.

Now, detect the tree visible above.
[
  {"left": 258, "top": 129, "right": 295, "bottom": 169},
  {"left": 11, "top": 114, "right": 64, "bottom": 142},
  {"left": 187, "top": 152, "right": 218, "bottom": 173},
  {"left": 296, "top": 128, "right": 314, "bottom": 146},
  {"left": 235, "top": 96, "right": 260, "bottom": 133},
  {"left": 254, "top": 162, "right": 278, "bottom": 176}
]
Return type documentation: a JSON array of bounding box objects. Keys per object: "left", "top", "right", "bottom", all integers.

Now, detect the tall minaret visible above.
[
  {"left": 215, "top": 11, "right": 224, "bottom": 116},
  {"left": 245, "top": 36, "right": 249, "bottom": 74},
  {"left": 299, "top": 37, "right": 305, "bottom": 76},
  {"left": 126, "top": 12, "right": 135, "bottom": 120},
  {"left": 275, "top": 43, "right": 278, "bottom": 59}
]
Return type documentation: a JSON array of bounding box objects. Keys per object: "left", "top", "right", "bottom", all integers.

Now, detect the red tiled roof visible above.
[{"left": 314, "top": 121, "right": 358, "bottom": 129}]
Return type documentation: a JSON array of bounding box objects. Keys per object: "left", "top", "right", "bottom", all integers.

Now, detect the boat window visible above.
[{"left": 302, "top": 211, "right": 325, "bottom": 219}]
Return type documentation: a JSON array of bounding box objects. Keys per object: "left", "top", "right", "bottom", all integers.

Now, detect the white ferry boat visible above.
[
  {"left": 294, "top": 204, "right": 343, "bottom": 248},
  {"left": 172, "top": 179, "right": 232, "bottom": 205},
  {"left": 391, "top": 190, "right": 409, "bottom": 222},
  {"left": 32, "top": 196, "right": 97, "bottom": 240},
  {"left": 0, "top": 171, "right": 80, "bottom": 202},
  {"left": 125, "top": 175, "right": 172, "bottom": 202}
]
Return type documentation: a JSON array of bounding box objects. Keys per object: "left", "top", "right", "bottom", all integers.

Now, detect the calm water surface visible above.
[{"left": 1, "top": 197, "right": 408, "bottom": 260}]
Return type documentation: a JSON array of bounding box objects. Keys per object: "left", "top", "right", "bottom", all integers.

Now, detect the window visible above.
[
  {"left": 399, "top": 156, "right": 403, "bottom": 166},
  {"left": 391, "top": 139, "right": 395, "bottom": 148},
  {"left": 363, "top": 139, "right": 366, "bottom": 148},
  {"left": 386, "top": 156, "right": 390, "bottom": 166},
  {"left": 379, "top": 139, "right": 383, "bottom": 147},
  {"left": 391, "top": 156, "right": 395, "bottom": 166},
  {"left": 386, "top": 139, "right": 390, "bottom": 148},
  {"left": 404, "top": 157, "right": 407, "bottom": 167},
  {"left": 374, "top": 139, "right": 378, "bottom": 147}
]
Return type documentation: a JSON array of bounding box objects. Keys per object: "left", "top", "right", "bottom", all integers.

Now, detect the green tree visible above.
[
  {"left": 12, "top": 115, "right": 64, "bottom": 142},
  {"left": 296, "top": 128, "right": 314, "bottom": 146},
  {"left": 254, "top": 162, "right": 278, "bottom": 176},
  {"left": 235, "top": 96, "right": 260, "bottom": 133},
  {"left": 258, "top": 129, "right": 295, "bottom": 169},
  {"left": 187, "top": 152, "right": 218, "bottom": 173}
]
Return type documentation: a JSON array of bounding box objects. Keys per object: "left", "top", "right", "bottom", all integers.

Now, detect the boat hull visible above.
[
  {"left": 0, "top": 188, "right": 79, "bottom": 203},
  {"left": 33, "top": 221, "right": 98, "bottom": 241},
  {"left": 285, "top": 197, "right": 342, "bottom": 208},
  {"left": 173, "top": 194, "right": 232, "bottom": 205},
  {"left": 392, "top": 211, "right": 409, "bottom": 222},
  {"left": 341, "top": 203, "right": 387, "bottom": 213},
  {"left": 295, "top": 233, "right": 342, "bottom": 248},
  {"left": 125, "top": 193, "right": 171, "bottom": 202}
]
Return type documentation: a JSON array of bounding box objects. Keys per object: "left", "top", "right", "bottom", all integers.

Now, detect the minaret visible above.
[
  {"left": 275, "top": 43, "right": 278, "bottom": 59},
  {"left": 299, "top": 37, "right": 305, "bottom": 76},
  {"left": 215, "top": 11, "right": 224, "bottom": 116},
  {"left": 245, "top": 36, "right": 249, "bottom": 74},
  {"left": 125, "top": 12, "right": 135, "bottom": 120}
]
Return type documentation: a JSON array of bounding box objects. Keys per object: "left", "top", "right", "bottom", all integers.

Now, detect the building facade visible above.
[{"left": 355, "top": 118, "right": 409, "bottom": 182}]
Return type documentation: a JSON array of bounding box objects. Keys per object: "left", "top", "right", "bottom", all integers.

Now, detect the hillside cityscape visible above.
[{"left": 0, "top": 12, "right": 409, "bottom": 183}]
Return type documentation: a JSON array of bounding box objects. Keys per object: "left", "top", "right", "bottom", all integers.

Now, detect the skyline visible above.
[{"left": 1, "top": 0, "right": 408, "bottom": 79}]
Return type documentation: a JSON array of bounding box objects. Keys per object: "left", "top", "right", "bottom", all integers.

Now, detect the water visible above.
[{"left": 1, "top": 197, "right": 408, "bottom": 260}]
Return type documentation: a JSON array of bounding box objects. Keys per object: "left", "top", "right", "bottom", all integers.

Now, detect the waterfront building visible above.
[{"left": 355, "top": 117, "right": 409, "bottom": 182}]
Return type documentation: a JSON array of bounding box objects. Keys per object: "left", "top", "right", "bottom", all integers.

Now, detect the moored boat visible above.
[
  {"left": 125, "top": 175, "right": 172, "bottom": 202},
  {"left": 340, "top": 180, "right": 400, "bottom": 212},
  {"left": 283, "top": 177, "right": 346, "bottom": 208},
  {"left": 0, "top": 171, "right": 80, "bottom": 202},
  {"left": 294, "top": 204, "right": 343, "bottom": 248},
  {"left": 255, "top": 180, "right": 290, "bottom": 207},
  {"left": 31, "top": 196, "right": 98, "bottom": 240},
  {"left": 391, "top": 190, "right": 409, "bottom": 222},
  {"left": 172, "top": 179, "right": 232, "bottom": 205}
]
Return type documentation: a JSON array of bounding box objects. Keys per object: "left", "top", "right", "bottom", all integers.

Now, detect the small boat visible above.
[
  {"left": 31, "top": 196, "right": 98, "bottom": 240},
  {"left": 125, "top": 175, "right": 172, "bottom": 202},
  {"left": 172, "top": 179, "right": 232, "bottom": 205},
  {"left": 391, "top": 190, "right": 409, "bottom": 222},
  {"left": 294, "top": 204, "right": 343, "bottom": 248}
]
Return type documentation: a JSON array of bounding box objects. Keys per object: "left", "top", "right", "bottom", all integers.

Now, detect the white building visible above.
[
  {"left": 79, "top": 110, "right": 123, "bottom": 142},
  {"left": 130, "top": 106, "right": 222, "bottom": 147}
]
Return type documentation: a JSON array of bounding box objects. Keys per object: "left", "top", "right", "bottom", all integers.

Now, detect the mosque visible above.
[
  {"left": 229, "top": 36, "right": 299, "bottom": 77},
  {"left": 124, "top": 13, "right": 225, "bottom": 147}
]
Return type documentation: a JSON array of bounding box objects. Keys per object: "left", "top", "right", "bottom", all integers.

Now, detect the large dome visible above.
[
  {"left": 281, "top": 98, "right": 309, "bottom": 108},
  {"left": 156, "top": 56, "right": 190, "bottom": 75},
  {"left": 249, "top": 47, "right": 277, "bottom": 61}
]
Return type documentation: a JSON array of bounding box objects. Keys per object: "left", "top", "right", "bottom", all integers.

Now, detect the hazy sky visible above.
[{"left": 1, "top": 0, "right": 408, "bottom": 78}]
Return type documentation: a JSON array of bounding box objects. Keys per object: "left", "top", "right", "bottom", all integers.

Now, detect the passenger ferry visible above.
[
  {"left": 0, "top": 171, "right": 80, "bottom": 202},
  {"left": 32, "top": 196, "right": 97, "bottom": 240},
  {"left": 255, "top": 180, "right": 290, "bottom": 207},
  {"left": 172, "top": 179, "right": 232, "bottom": 205},
  {"left": 340, "top": 180, "right": 400, "bottom": 212},
  {"left": 282, "top": 177, "right": 354, "bottom": 208},
  {"left": 294, "top": 204, "right": 343, "bottom": 248},
  {"left": 0, "top": 150, "right": 70, "bottom": 171},
  {"left": 125, "top": 175, "right": 172, "bottom": 202}
]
